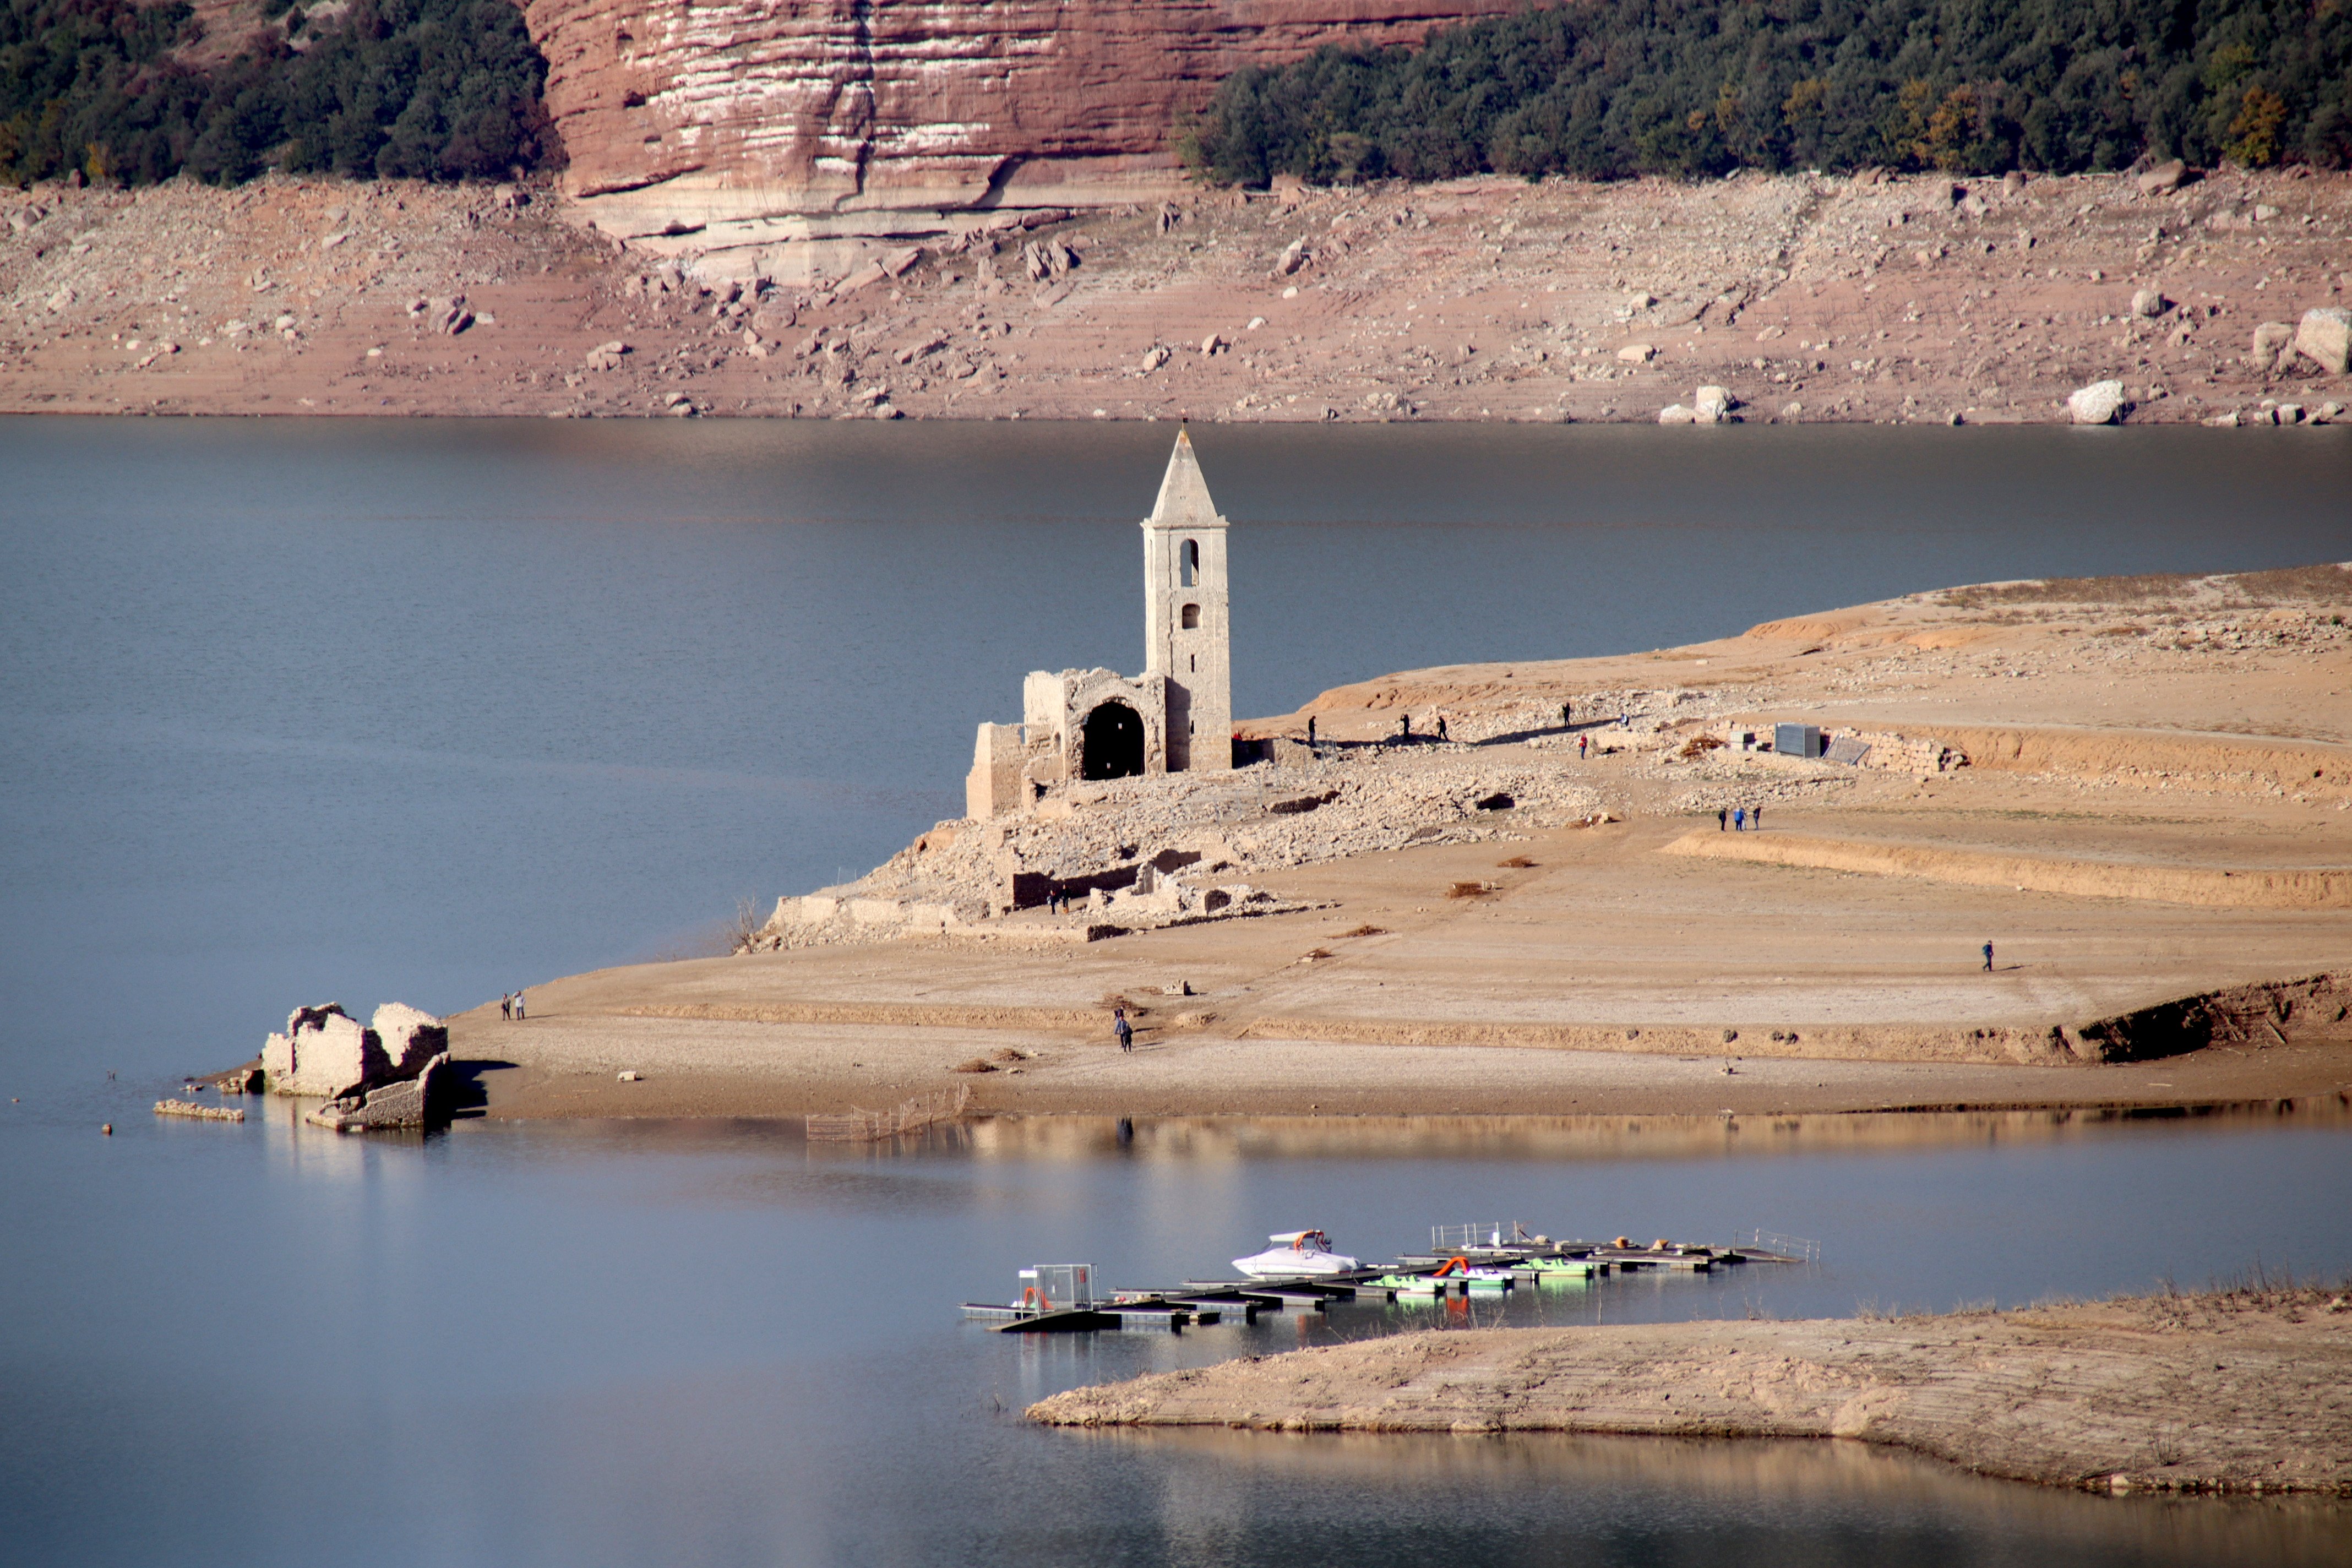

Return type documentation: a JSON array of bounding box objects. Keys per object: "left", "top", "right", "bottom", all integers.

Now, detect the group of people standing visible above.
[
  {"left": 498, "top": 990, "right": 527, "bottom": 1021},
  {"left": 1716, "top": 805, "right": 1766, "bottom": 832}
]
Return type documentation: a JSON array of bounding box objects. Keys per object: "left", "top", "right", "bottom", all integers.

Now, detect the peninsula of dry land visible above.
[
  {"left": 451, "top": 562, "right": 2352, "bottom": 1124},
  {"left": 3, "top": 165, "right": 2349, "bottom": 423},
  {"left": 1027, "top": 1281, "right": 2352, "bottom": 1498}
]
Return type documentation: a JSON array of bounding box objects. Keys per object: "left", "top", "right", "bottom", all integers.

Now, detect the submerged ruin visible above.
[{"left": 966, "top": 428, "right": 1234, "bottom": 820}]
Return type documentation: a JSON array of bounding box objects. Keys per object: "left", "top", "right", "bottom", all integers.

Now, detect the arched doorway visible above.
[{"left": 1080, "top": 701, "right": 1145, "bottom": 780}]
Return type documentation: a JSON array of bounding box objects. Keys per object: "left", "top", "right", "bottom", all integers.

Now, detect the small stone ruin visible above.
[{"left": 262, "top": 1002, "right": 453, "bottom": 1131}]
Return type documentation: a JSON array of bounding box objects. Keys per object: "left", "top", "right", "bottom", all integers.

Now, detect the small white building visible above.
[{"left": 967, "top": 429, "right": 1234, "bottom": 818}]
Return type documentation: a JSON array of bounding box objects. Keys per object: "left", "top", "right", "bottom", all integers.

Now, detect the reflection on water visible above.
[
  {"left": 949, "top": 1098, "right": 2352, "bottom": 1164},
  {"left": 4, "top": 1093, "right": 2350, "bottom": 1565},
  {"left": 1074, "top": 1428, "right": 2352, "bottom": 1568}
]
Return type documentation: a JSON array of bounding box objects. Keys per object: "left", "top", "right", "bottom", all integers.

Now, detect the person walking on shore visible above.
[
  {"left": 1398, "top": 714, "right": 1412, "bottom": 741},
  {"left": 1733, "top": 807, "right": 1746, "bottom": 832},
  {"left": 513, "top": 989, "right": 526, "bottom": 1021},
  {"left": 1561, "top": 701, "right": 1572, "bottom": 728},
  {"left": 1435, "top": 715, "right": 1449, "bottom": 742},
  {"left": 1982, "top": 941, "right": 1995, "bottom": 972},
  {"left": 1717, "top": 808, "right": 1728, "bottom": 832},
  {"left": 1306, "top": 715, "right": 1316, "bottom": 746},
  {"left": 1751, "top": 804, "right": 1763, "bottom": 831},
  {"left": 500, "top": 993, "right": 513, "bottom": 1021},
  {"left": 1113, "top": 1008, "right": 1133, "bottom": 1053},
  {"left": 1578, "top": 734, "right": 1588, "bottom": 759}
]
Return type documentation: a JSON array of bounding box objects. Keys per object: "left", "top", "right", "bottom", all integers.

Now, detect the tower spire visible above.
[
  {"left": 1148, "top": 427, "right": 1222, "bottom": 530},
  {"left": 1140, "top": 429, "right": 1232, "bottom": 772}
]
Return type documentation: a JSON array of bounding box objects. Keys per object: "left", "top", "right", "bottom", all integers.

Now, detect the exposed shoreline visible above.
[
  {"left": 3, "top": 167, "right": 2346, "bottom": 423},
  {"left": 410, "top": 559, "right": 2352, "bottom": 1126},
  {"left": 1027, "top": 1283, "right": 2352, "bottom": 1497}
]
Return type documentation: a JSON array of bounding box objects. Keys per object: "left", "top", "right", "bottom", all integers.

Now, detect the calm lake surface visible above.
[{"left": 3, "top": 418, "right": 2349, "bottom": 1565}]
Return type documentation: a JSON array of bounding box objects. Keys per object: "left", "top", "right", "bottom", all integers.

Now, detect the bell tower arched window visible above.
[
  {"left": 1179, "top": 539, "right": 1199, "bottom": 587},
  {"left": 1180, "top": 602, "right": 1200, "bottom": 629}
]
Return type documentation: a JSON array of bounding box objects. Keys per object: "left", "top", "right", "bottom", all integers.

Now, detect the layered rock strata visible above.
[{"left": 519, "top": 0, "right": 1520, "bottom": 263}]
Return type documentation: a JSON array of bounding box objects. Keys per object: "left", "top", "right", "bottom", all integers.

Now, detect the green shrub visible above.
[
  {"left": 1182, "top": 0, "right": 2352, "bottom": 186},
  {"left": 0, "top": 0, "right": 553, "bottom": 187}
]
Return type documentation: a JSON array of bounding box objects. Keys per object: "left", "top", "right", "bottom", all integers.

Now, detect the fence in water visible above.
[{"left": 807, "top": 1084, "right": 972, "bottom": 1142}]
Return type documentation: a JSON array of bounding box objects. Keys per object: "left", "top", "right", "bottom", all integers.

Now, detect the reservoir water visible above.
[{"left": 3, "top": 418, "right": 2349, "bottom": 1565}]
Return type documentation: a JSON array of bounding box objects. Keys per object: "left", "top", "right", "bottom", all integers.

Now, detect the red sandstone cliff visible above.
[{"left": 521, "top": 0, "right": 1521, "bottom": 244}]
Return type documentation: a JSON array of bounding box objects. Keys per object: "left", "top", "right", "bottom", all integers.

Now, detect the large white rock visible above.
[
  {"left": 1693, "top": 385, "right": 1734, "bottom": 422},
  {"left": 2067, "top": 380, "right": 2128, "bottom": 425},
  {"left": 2296, "top": 307, "right": 2351, "bottom": 374},
  {"left": 2251, "top": 321, "right": 2295, "bottom": 369},
  {"left": 1657, "top": 404, "right": 1696, "bottom": 424}
]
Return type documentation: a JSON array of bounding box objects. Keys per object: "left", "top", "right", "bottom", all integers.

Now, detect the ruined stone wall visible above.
[{"left": 966, "top": 721, "right": 1026, "bottom": 820}]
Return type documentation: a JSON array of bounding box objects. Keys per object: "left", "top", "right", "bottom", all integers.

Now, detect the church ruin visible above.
[{"left": 966, "top": 429, "right": 1233, "bottom": 819}]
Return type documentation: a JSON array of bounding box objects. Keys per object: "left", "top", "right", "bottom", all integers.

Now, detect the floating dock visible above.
[{"left": 962, "top": 1227, "right": 1815, "bottom": 1332}]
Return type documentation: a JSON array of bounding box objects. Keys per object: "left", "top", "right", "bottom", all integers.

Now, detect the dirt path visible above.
[{"left": 1029, "top": 1286, "right": 2352, "bottom": 1496}]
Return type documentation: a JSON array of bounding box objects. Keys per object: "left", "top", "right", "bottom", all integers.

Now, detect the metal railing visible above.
[{"left": 1741, "top": 1228, "right": 1821, "bottom": 1263}]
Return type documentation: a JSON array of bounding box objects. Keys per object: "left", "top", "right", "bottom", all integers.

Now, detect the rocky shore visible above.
[
  {"left": 3, "top": 165, "right": 2347, "bottom": 423},
  {"left": 1028, "top": 1282, "right": 2352, "bottom": 1497}
]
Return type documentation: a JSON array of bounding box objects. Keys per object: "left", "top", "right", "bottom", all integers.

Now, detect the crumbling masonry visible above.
[{"left": 967, "top": 430, "right": 1233, "bottom": 820}]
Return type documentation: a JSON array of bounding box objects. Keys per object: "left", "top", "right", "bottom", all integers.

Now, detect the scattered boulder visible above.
[
  {"left": 1274, "top": 237, "right": 1311, "bottom": 277},
  {"left": 1692, "top": 385, "right": 1735, "bottom": 423},
  {"left": 2067, "top": 379, "right": 2128, "bottom": 425},
  {"left": 1140, "top": 344, "right": 1171, "bottom": 373},
  {"left": 2295, "top": 307, "right": 2351, "bottom": 375},
  {"left": 1657, "top": 403, "right": 1696, "bottom": 424},
  {"left": 2252, "top": 321, "right": 2296, "bottom": 371},
  {"left": 894, "top": 332, "right": 946, "bottom": 365},
  {"left": 1021, "top": 238, "right": 1078, "bottom": 281},
  {"left": 2136, "top": 159, "right": 2190, "bottom": 196},
  {"left": 1201, "top": 332, "right": 1224, "bottom": 357},
  {"left": 585, "top": 340, "right": 630, "bottom": 371},
  {"left": 2130, "top": 288, "right": 2171, "bottom": 319},
  {"left": 1617, "top": 343, "right": 1656, "bottom": 363}
]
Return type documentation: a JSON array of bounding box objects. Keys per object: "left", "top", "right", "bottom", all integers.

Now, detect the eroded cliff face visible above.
[{"left": 522, "top": 0, "right": 1518, "bottom": 261}]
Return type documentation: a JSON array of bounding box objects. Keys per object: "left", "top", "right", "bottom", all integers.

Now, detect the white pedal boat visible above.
[{"left": 1232, "top": 1229, "right": 1360, "bottom": 1277}]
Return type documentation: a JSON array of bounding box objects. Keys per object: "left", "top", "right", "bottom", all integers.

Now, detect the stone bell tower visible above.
[{"left": 1141, "top": 429, "right": 1232, "bottom": 772}]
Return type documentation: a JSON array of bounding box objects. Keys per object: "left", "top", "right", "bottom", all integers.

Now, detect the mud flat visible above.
[{"left": 1028, "top": 1284, "right": 2352, "bottom": 1497}]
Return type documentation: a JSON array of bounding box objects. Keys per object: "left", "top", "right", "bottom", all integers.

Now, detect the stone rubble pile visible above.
[{"left": 745, "top": 749, "right": 1607, "bottom": 951}]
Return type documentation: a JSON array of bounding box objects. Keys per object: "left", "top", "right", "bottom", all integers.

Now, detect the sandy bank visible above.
[
  {"left": 450, "top": 563, "right": 2352, "bottom": 1123},
  {"left": 1028, "top": 1285, "right": 2352, "bottom": 1496},
  {"left": 1661, "top": 830, "right": 2352, "bottom": 908}
]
